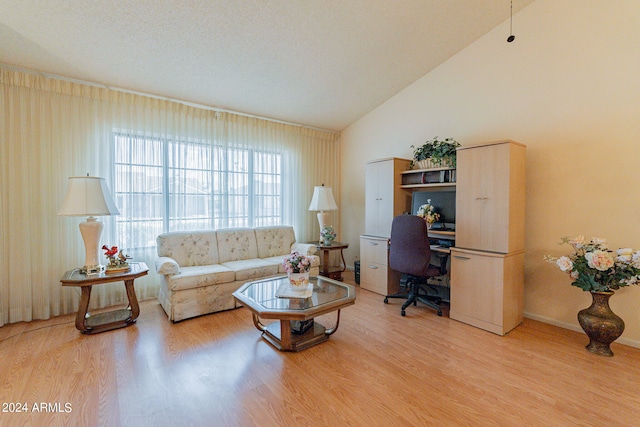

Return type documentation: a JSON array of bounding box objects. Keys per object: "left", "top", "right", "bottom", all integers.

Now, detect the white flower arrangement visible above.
[
  {"left": 416, "top": 200, "right": 440, "bottom": 226},
  {"left": 545, "top": 236, "right": 640, "bottom": 292}
]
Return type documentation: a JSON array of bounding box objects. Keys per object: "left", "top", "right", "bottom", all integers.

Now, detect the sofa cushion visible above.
[
  {"left": 216, "top": 228, "right": 259, "bottom": 263},
  {"left": 167, "top": 264, "right": 235, "bottom": 292},
  {"left": 220, "top": 259, "right": 279, "bottom": 282},
  {"left": 255, "top": 226, "right": 296, "bottom": 258},
  {"left": 157, "top": 231, "right": 219, "bottom": 266},
  {"left": 260, "top": 256, "right": 289, "bottom": 274}
]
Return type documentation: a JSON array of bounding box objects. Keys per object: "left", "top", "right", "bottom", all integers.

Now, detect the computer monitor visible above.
[{"left": 411, "top": 190, "right": 456, "bottom": 230}]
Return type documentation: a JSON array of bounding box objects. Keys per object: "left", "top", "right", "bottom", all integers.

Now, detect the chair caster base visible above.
[
  {"left": 384, "top": 297, "right": 388, "bottom": 304},
  {"left": 401, "top": 310, "right": 406, "bottom": 316}
]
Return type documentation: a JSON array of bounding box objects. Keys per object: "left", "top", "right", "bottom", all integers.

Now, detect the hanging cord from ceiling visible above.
[{"left": 507, "top": 0, "right": 515, "bottom": 42}]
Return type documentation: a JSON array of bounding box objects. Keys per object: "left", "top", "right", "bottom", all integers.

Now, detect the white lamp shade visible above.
[
  {"left": 58, "top": 176, "right": 120, "bottom": 216},
  {"left": 308, "top": 185, "right": 338, "bottom": 212}
]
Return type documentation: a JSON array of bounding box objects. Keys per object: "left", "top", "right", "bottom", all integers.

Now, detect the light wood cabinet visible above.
[
  {"left": 360, "top": 235, "right": 401, "bottom": 296},
  {"left": 450, "top": 140, "right": 526, "bottom": 335},
  {"left": 455, "top": 140, "right": 526, "bottom": 253},
  {"left": 364, "top": 158, "right": 411, "bottom": 238},
  {"left": 361, "top": 158, "right": 410, "bottom": 295},
  {"left": 450, "top": 248, "right": 524, "bottom": 335}
]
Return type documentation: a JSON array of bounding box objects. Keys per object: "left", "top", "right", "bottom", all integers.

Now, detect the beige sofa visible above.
[{"left": 155, "top": 226, "right": 320, "bottom": 322}]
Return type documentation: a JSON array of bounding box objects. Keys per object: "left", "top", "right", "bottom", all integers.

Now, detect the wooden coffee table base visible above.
[
  {"left": 252, "top": 311, "right": 342, "bottom": 352},
  {"left": 234, "top": 276, "right": 355, "bottom": 352}
]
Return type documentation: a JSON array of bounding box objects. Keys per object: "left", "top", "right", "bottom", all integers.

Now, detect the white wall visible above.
[{"left": 340, "top": 0, "right": 640, "bottom": 346}]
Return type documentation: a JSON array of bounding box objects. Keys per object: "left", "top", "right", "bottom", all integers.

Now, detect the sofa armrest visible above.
[
  {"left": 291, "top": 242, "right": 317, "bottom": 256},
  {"left": 156, "top": 256, "right": 180, "bottom": 275}
]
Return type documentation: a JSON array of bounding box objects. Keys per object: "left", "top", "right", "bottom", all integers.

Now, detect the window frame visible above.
[{"left": 112, "top": 131, "right": 284, "bottom": 249}]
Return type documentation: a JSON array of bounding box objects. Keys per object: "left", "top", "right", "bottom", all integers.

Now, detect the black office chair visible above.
[{"left": 383, "top": 214, "right": 448, "bottom": 316}]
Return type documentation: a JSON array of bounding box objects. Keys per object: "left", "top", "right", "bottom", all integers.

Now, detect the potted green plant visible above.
[{"left": 410, "top": 137, "right": 461, "bottom": 169}]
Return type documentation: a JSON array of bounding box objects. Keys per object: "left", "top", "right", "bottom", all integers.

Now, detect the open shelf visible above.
[
  {"left": 401, "top": 167, "right": 453, "bottom": 174},
  {"left": 400, "top": 167, "right": 456, "bottom": 189},
  {"left": 401, "top": 182, "right": 456, "bottom": 189}
]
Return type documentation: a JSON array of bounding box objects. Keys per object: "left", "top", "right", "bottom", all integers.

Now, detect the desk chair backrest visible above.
[{"left": 388, "top": 215, "right": 432, "bottom": 277}]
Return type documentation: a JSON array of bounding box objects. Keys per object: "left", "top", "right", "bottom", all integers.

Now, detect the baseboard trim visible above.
[{"left": 524, "top": 311, "right": 640, "bottom": 349}]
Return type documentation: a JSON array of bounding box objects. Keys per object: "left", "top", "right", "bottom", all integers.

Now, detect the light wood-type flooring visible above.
[{"left": 1, "top": 271, "right": 639, "bottom": 427}]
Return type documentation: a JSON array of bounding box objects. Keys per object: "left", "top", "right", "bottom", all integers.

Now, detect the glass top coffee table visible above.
[{"left": 233, "top": 276, "right": 356, "bottom": 352}]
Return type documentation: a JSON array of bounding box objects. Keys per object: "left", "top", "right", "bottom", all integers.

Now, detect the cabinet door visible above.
[
  {"left": 360, "top": 236, "right": 388, "bottom": 264},
  {"left": 359, "top": 236, "right": 401, "bottom": 295},
  {"left": 365, "top": 158, "right": 411, "bottom": 238},
  {"left": 364, "top": 161, "right": 380, "bottom": 236},
  {"left": 450, "top": 250, "right": 504, "bottom": 330},
  {"left": 376, "top": 161, "right": 395, "bottom": 237},
  {"left": 456, "top": 143, "right": 512, "bottom": 253},
  {"left": 361, "top": 261, "right": 389, "bottom": 295},
  {"left": 365, "top": 160, "right": 394, "bottom": 237},
  {"left": 450, "top": 248, "right": 524, "bottom": 335}
]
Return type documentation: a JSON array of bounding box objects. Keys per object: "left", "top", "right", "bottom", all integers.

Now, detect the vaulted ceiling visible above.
[{"left": 0, "top": 0, "right": 534, "bottom": 131}]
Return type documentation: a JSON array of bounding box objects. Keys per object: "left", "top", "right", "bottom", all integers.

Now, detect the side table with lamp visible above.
[
  {"left": 58, "top": 175, "right": 147, "bottom": 333},
  {"left": 308, "top": 241, "right": 349, "bottom": 281},
  {"left": 308, "top": 184, "right": 348, "bottom": 280}
]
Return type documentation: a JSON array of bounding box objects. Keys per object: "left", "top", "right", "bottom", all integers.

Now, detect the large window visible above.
[{"left": 114, "top": 132, "right": 283, "bottom": 249}]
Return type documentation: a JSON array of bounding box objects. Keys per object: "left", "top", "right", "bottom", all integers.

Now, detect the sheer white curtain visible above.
[{"left": 0, "top": 67, "right": 340, "bottom": 326}]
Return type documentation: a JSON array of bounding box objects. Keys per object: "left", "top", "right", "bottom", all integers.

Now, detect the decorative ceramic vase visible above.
[
  {"left": 288, "top": 271, "right": 310, "bottom": 289},
  {"left": 577, "top": 291, "right": 625, "bottom": 357}
]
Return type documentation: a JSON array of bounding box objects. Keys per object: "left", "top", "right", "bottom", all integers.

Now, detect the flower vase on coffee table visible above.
[
  {"left": 288, "top": 271, "right": 310, "bottom": 289},
  {"left": 283, "top": 251, "right": 312, "bottom": 290}
]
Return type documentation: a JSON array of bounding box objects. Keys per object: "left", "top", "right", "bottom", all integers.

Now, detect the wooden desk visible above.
[
  {"left": 429, "top": 228, "right": 455, "bottom": 254},
  {"left": 430, "top": 245, "right": 451, "bottom": 254},
  {"left": 308, "top": 241, "right": 349, "bottom": 281},
  {"left": 60, "top": 262, "right": 148, "bottom": 334}
]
